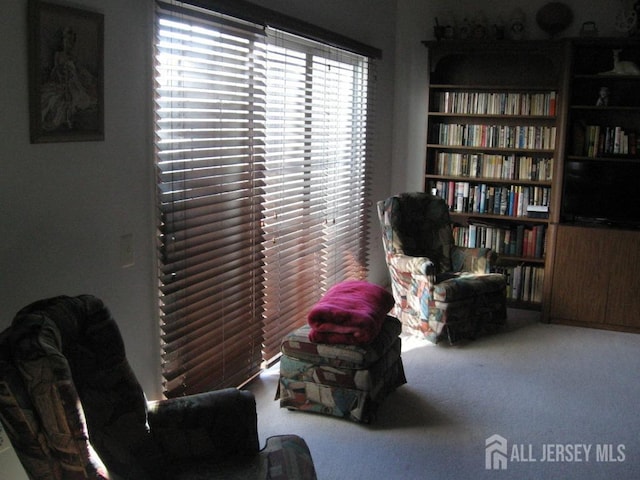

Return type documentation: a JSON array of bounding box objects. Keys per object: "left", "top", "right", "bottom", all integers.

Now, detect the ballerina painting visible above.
[
  {"left": 40, "top": 26, "right": 98, "bottom": 131},
  {"left": 29, "top": 1, "right": 103, "bottom": 142}
]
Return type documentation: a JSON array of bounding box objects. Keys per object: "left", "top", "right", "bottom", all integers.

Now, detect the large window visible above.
[{"left": 155, "top": 2, "right": 375, "bottom": 397}]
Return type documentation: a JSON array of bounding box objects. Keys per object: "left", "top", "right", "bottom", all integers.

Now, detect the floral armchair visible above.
[
  {"left": 377, "top": 192, "right": 507, "bottom": 344},
  {"left": 0, "top": 295, "right": 316, "bottom": 480}
]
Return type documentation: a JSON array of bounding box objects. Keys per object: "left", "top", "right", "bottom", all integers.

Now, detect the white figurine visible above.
[
  {"left": 601, "top": 49, "right": 640, "bottom": 75},
  {"left": 596, "top": 87, "right": 610, "bottom": 106}
]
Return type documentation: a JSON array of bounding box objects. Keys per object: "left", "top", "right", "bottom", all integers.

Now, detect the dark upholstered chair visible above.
[
  {"left": 0, "top": 295, "right": 316, "bottom": 480},
  {"left": 377, "top": 192, "right": 507, "bottom": 344}
]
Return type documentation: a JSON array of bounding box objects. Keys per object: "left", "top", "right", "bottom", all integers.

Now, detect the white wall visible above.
[
  {"left": 0, "top": 0, "right": 397, "bottom": 402},
  {"left": 0, "top": 0, "right": 161, "bottom": 397},
  {"left": 1, "top": 1, "right": 155, "bottom": 477}
]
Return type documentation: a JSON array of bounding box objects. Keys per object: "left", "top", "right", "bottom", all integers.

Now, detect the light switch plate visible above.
[{"left": 120, "top": 233, "right": 135, "bottom": 268}]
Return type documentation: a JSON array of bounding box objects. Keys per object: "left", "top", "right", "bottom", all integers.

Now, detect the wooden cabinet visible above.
[
  {"left": 547, "top": 38, "right": 640, "bottom": 332},
  {"left": 548, "top": 225, "right": 640, "bottom": 332}
]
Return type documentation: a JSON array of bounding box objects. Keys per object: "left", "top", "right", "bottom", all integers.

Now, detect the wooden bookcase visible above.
[
  {"left": 422, "top": 40, "right": 568, "bottom": 309},
  {"left": 546, "top": 38, "right": 640, "bottom": 331},
  {"left": 423, "top": 38, "right": 640, "bottom": 325}
]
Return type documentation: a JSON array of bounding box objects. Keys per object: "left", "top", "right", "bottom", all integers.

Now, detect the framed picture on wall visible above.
[{"left": 28, "top": 0, "right": 104, "bottom": 143}]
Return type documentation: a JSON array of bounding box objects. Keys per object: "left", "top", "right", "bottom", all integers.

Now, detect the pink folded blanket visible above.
[{"left": 307, "top": 280, "right": 395, "bottom": 345}]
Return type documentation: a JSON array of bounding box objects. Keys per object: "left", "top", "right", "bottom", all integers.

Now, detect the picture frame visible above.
[{"left": 28, "top": 0, "right": 104, "bottom": 143}]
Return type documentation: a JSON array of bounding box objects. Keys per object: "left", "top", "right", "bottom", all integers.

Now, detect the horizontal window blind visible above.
[
  {"left": 261, "top": 31, "right": 372, "bottom": 361},
  {"left": 155, "top": 11, "right": 267, "bottom": 396},
  {"left": 155, "top": 2, "right": 374, "bottom": 397}
]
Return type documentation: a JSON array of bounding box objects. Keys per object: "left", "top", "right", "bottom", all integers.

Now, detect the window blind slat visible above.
[{"left": 155, "top": 4, "right": 374, "bottom": 396}]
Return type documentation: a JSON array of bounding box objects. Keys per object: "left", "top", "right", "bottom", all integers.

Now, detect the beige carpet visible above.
[{"left": 247, "top": 309, "right": 640, "bottom": 479}]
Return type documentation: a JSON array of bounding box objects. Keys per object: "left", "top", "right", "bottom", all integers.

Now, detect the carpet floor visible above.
[{"left": 247, "top": 309, "right": 640, "bottom": 479}]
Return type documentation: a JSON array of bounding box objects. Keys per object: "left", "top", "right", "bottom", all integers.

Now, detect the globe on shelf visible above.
[{"left": 536, "top": 2, "right": 574, "bottom": 37}]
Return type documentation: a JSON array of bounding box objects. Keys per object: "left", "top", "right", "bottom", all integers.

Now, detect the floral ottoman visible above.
[{"left": 276, "top": 316, "right": 406, "bottom": 423}]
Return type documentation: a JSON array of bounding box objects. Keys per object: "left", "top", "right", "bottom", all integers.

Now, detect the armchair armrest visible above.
[
  {"left": 147, "top": 388, "right": 259, "bottom": 463},
  {"left": 451, "top": 246, "right": 497, "bottom": 274},
  {"left": 388, "top": 252, "right": 436, "bottom": 279}
]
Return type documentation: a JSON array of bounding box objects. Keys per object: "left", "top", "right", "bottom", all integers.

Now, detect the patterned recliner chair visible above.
[
  {"left": 377, "top": 192, "right": 507, "bottom": 344},
  {"left": 0, "top": 295, "right": 317, "bottom": 480}
]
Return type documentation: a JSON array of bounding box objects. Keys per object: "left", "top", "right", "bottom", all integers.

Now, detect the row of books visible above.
[
  {"left": 494, "top": 264, "right": 544, "bottom": 303},
  {"left": 433, "top": 152, "right": 553, "bottom": 181},
  {"left": 453, "top": 223, "right": 546, "bottom": 259},
  {"left": 433, "top": 91, "right": 557, "bottom": 116},
  {"left": 434, "top": 123, "right": 557, "bottom": 150},
  {"left": 432, "top": 181, "right": 551, "bottom": 216},
  {"left": 583, "top": 125, "right": 638, "bottom": 157}
]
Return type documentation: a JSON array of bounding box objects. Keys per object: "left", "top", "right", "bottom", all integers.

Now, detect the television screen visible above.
[{"left": 562, "top": 160, "right": 640, "bottom": 229}]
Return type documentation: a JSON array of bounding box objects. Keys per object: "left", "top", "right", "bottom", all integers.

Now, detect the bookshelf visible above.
[
  {"left": 565, "top": 38, "right": 640, "bottom": 161},
  {"left": 560, "top": 38, "right": 640, "bottom": 228},
  {"left": 546, "top": 38, "right": 640, "bottom": 332},
  {"left": 422, "top": 40, "right": 567, "bottom": 309}
]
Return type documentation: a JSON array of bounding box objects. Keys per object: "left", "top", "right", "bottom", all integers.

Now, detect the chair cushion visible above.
[
  {"left": 0, "top": 328, "right": 69, "bottom": 480},
  {"left": 168, "top": 435, "right": 317, "bottom": 480},
  {"left": 392, "top": 193, "right": 454, "bottom": 272},
  {"left": 432, "top": 273, "right": 506, "bottom": 302},
  {"left": 9, "top": 295, "right": 157, "bottom": 479},
  {"left": 148, "top": 389, "right": 259, "bottom": 463},
  {"left": 5, "top": 308, "right": 112, "bottom": 480}
]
